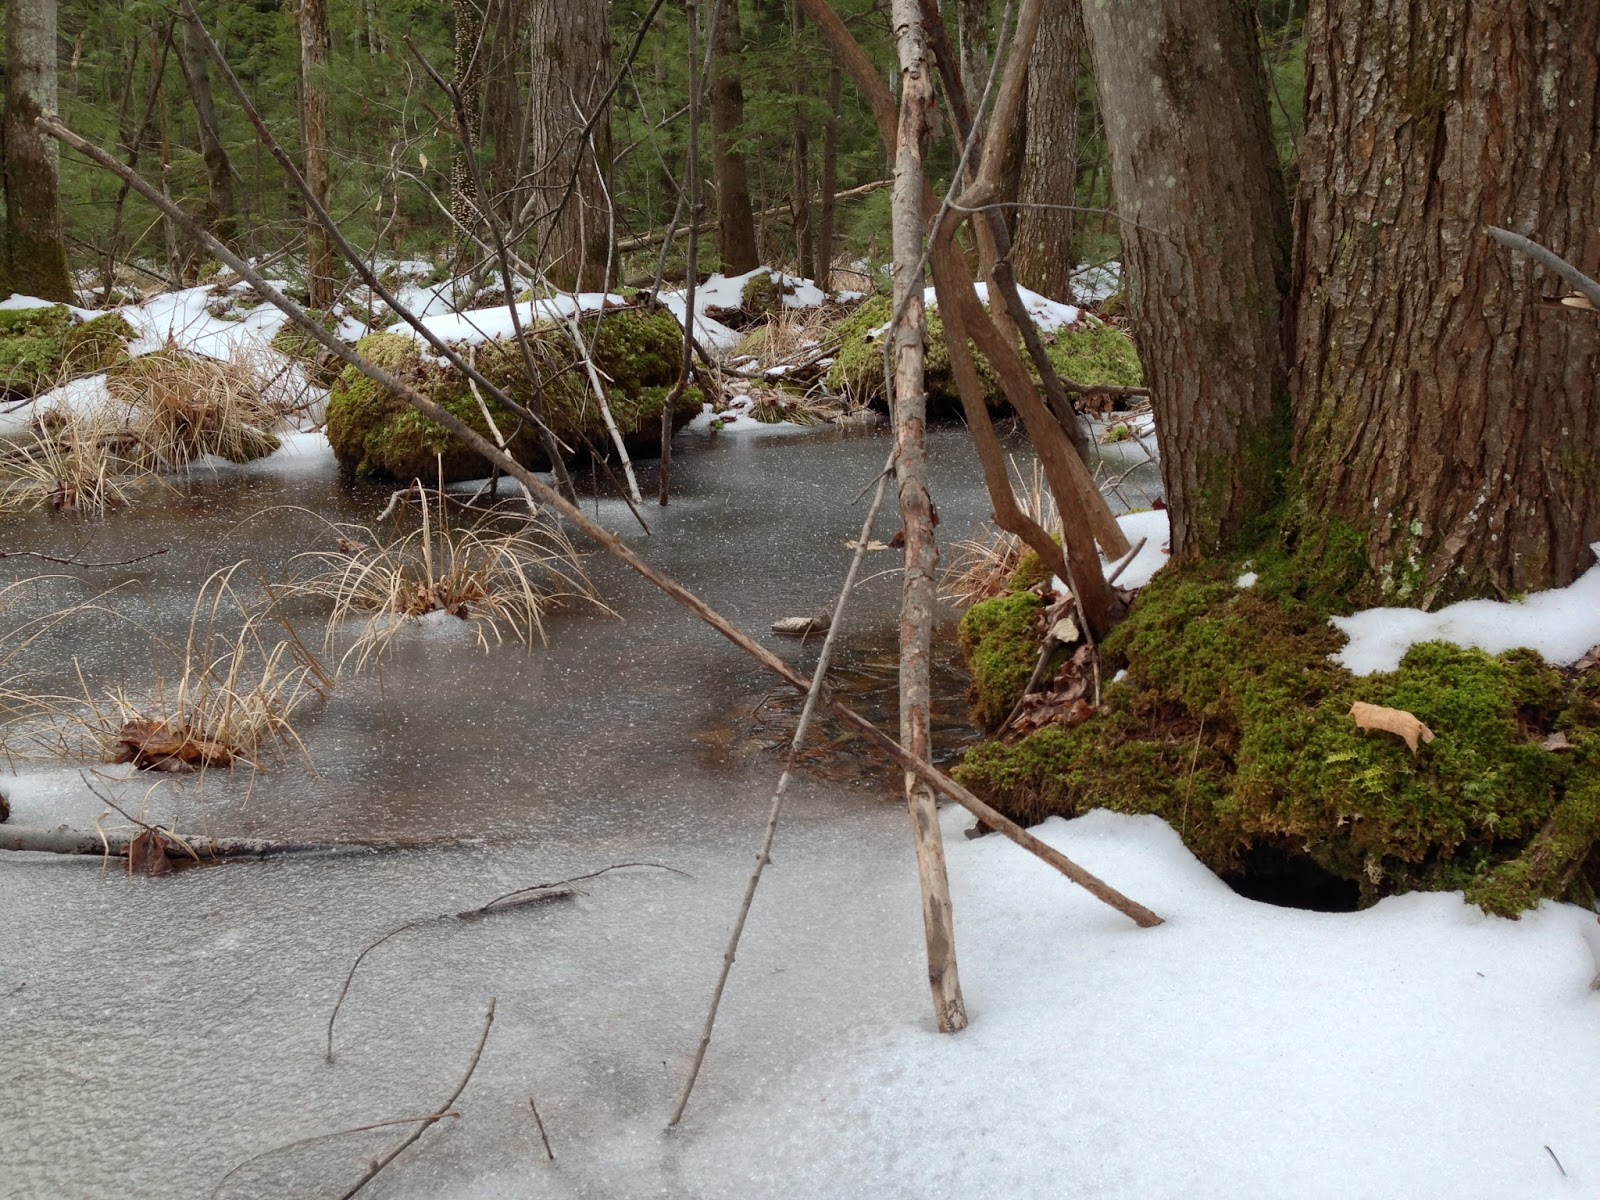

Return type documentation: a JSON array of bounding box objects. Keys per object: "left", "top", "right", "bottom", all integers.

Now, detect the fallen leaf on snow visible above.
[
  {"left": 845, "top": 539, "right": 891, "bottom": 552},
  {"left": 1348, "top": 701, "right": 1434, "bottom": 754}
]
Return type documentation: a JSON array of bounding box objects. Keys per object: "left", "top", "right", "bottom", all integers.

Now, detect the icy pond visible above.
[{"left": 0, "top": 424, "right": 1055, "bottom": 1196}]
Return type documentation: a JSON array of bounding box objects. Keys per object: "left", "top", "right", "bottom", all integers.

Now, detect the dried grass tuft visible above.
[
  {"left": 283, "top": 488, "right": 608, "bottom": 674},
  {"left": 105, "top": 348, "right": 285, "bottom": 470},
  {"left": 942, "top": 458, "right": 1060, "bottom": 608}
]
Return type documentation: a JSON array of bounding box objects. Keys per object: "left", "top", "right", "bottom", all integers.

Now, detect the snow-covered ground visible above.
[{"left": 676, "top": 807, "right": 1600, "bottom": 1199}]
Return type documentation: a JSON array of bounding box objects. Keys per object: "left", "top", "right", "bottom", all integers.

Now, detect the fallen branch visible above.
[
  {"left": 326, "top": 862, "right": 685, "bottom": 1061},
  {"left": 0, "top": 547, "right": 169, "bottom": 568},
  {"left": 211, "top": 1113, "right": 460, "bottom": 1200},
  {"left": 1487, "top": 226, "right": 1600, "bottom": 310},
  {"left": 40, "top": 110, "right": 1162, "bottom": 931},
  {"left": 0, "top": 825, "right": 458, "bottom": 860},
  {"left": 670, "top": 452, "right": 895, "bottom": 1127},
  {"left": 337, "top": 998, "right": 495, "bottom": 1200}
]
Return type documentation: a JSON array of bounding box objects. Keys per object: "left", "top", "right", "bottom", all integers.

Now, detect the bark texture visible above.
[
  {"left": 526, "top": 0, "right": 613, "bottom": 290},
  {"left": 1080, "top": 0, "right": 1291, "bottom": 559},
  {"left": 3, "top": 0, "right": 74, "bottom": 302},
  {"left": 1292, "top": 0, "right": 1600, "bottom": 603},
  {"left": 451, "top": 0, "right": 487, "bottom": 242},
  {"left": 298, "top": 0, "right": 334, "bottom": 309},
  {"left": 1013, "top": 0, "right": 1081, "bottom": 299},
  {"left": 710, "top": 0, "right": 759, "bottom": 273}
]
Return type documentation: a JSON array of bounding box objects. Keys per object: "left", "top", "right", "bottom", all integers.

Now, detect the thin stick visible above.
[
  {"left": 327, "top": 862, "right": 683, "bottom": 1061},
  {"left": 528, "top": 1096, "right": 555, "bottom": 1161},
  {"left": 40, "top": 112, "right": 1161, "bottom": 929},
  {"left": 0, "top": 547, "right": 168, "bottom": 568},
  {"left": 669, "top": 452, "right": 896, "bottom": 1127},
  {"left": 211, "top": 1113, "right": 460, "bottom": 1200},
  {"left": 337, "top": 999, "right": 495, "bottom": 1200},
  {"left": 1487, "top": 226, "right": 1600, "bottom": 310}
]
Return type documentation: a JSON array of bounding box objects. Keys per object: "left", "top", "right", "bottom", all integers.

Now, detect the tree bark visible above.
[
  {"left": 451, "top": 0, "right": 487, "bottom": 248},
  {"left": 710, "top": 0, "right": 759, "bottom": 273},
  {"left": 3, "top": 0, "right": 74, "bottom": 302},
  {"left": 1080, "top": 0, "right": 1291, "bottom": 560},
  {"left": 790, "top": 1, "right": 815, "bottom": 278},
  {"left": 1292, "top": 0, "right": 1600, "bottom": 603},
  {"left": 1013, "top": 0, "right": 1081, "bottom": 299},
  {"left": 890, "top": 0, "right": 969, "bottom": 1035},
  {"left": 298, "top": 0, "right": 335, "bottom": 309},
  {"left": 816, "top": 61, "right": 842, "bottom": 291},
  {"left": 525, "top": 0, "right": 613, "bottom": 290},
  {"left": 176, "top": 3, "right": 239, "bottom": 250}
]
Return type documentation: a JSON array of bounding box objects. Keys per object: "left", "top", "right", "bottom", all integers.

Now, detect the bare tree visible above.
[
  {"left": 3, "top": 0, "right": 74, "bottom": 301},
  {"left": 1080, "top": 0, "right": 1291, "bottom": 560},
  {"left": 710, "top": 0, "right": 758, "bottom": 273},
  {"left": 176, "top": 1, "right": 239, "bottom": 249},
  {"left": 298, "top": 0, "right": 335, "bottom": 309},
  {"left": 1012, "top": 0, "right": 1080, "bottom": 299}
]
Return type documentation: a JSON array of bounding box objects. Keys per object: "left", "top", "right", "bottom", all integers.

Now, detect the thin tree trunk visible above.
[
  {"left": 1292, "top": 0, "right": 1600, "bottom": 603},
  {"left": 298, "top": 0, "right": 335, "bottom": 309},
  {"left": 525, "top": 0, "right": 613, "bottom": 290},
  {"left": 889, "top": 0, "right": 968, "bottom": 1036},
  {"left": 789, "top": 0, "right": 815, "bottom": 278},
  {"left": 710, "top": 0, "right": 759, "bottom": 273},
  {"left": 1080, "top": 0, "right": 1291, "bottom": 560},
  {"left": 1013, "top": 0, "right": 1080, "bottom": 299},
  {"left": 451, "top": 0, "right": 487, "bottom": 251},
  {"left": 816, "top": 61, "right": 841, "bottom": 291},
  {"left": 176, "top": 3, "right": 238, "bottom": 249},
  {"left": 661, "top": 0, "right": 702, "bottom": 506},
  {"left": 3, "top": 0, "right": 74, "bottom": 301},
  {"left": 485, "top": 0, "right": 525, "bottom": 221}
]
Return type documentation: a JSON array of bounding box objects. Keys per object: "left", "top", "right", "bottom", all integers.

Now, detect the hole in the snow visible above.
[{"left": 1222, "top": 842, "right": 1362, "bottom": 912}]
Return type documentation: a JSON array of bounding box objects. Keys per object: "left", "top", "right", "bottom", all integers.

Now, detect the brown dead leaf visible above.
[
  {"left": 111, "top": 719, "right": 233, "bottom": 772},
  {"left": 126, "top": 828, "right": 172, "bottom": 876},
  {"left": 1348, "top": 701, "right": 1435, "bottom": 754},
  {"left": 1047, "top": 616, "right": 1081, "bottom": 645}
]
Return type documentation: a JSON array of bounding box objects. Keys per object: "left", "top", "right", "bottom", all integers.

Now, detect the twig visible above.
[
  {"left": 1487, "top": 226, "right": 1600, "bottom": 310},
  {"left": 1545, "top": 1145, "right": 1567, "bottom": 1177},
  {"left": 1105, "top": 536, "right": 1148, "bottom": 587},
  {"left": 0, "top": 547, "right": 168, "bottom": 568},
  {"left": 326, "top": 862, "right": 685, "bottom": 1061},
  {"left": 528, "top": 1096, "right": 555, "bottom": 1161},
  {"left": 337, "top": 998, "right": 495, "bottom": 1200},
  {"left": 211, "top": 1112, "right": 460, "bottom": 1200},
  {"left": 669, "top": 452, "right": 896, "bottom": 1127}
]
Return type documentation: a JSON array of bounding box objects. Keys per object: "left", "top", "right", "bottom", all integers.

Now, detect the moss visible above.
[
  {"left": 825, "top": 296, "right": 1143, "bottom": 415},
  {"left": 953, "top": 559, "right": 1600, "bottom": 915},
  {"left": 0, "top": 306, "right": 133, "bottom": 397},
  {"left": 958, "top": 591, "right": 1046, "bottom": 731},
  {"left": 739, "top": 272, "right": 784, "bottom": 316},
  {"left": 324, "top": 309, "right": 694, "bottom": 482}
]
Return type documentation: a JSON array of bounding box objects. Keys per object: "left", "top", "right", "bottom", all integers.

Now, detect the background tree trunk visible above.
[
  {"left": 298, "top": 0, "right": 334, "bottom": 309},
  {"left": 711, "top": 0, "right": 759, "bottom": 274},
  {"left": 815, "top": 61, "right": 842, "bottom": 291},
  {"left": 526, "top": 0, "right": 613, "bottom": 290},
  {"left": 1080, "top": 0, "right": 1291, "bottom": 560},
  {"left": 1292, "top": 0, "right": 1600, "bottom": 604},
  {"left": 1013, "top": 0, "right": 1081, "bottom": 299},
  {"left": 3, "top": 0, "right": 74, "bottom": 302},
  {"left": 451, "top": 0, "right": 487, "bottom": 249},
  {"left": 177, "top": 3, "right": 238, "bottom": 250}
]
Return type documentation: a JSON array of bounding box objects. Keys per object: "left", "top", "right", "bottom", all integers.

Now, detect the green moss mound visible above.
[
  {"left": 0, "top": 306, "right": 134, "bottom": 397},
  {"left": 958, "top": 591, "right": 1047, "bottom": 730},
  {"left": 953, "top": 562, "right": 1600, "bottom": 916},
  {"left": 270, "top": 311, "right": 342, "bottom": 385},
  {"left": 324, "top": 308, "right": 697, "bottom": 483},
  {"left": 824, "top": 296, "right": 1142, "bottom": 414}
]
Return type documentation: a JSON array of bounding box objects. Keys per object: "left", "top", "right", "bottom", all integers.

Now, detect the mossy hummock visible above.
[
  {"left": 824, "top": 295, "right": 1142, "bottom": 414},
  {"left": 324, "top": 307, "right": 698, "bottom": 483},
  {"left": 0, "top": 305, "right": 135, "bottom": 398},
  {"left": 953, "top": 559, "right": 1600, "bottom": 916}
]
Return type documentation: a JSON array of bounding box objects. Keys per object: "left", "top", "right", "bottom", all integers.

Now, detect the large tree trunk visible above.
[
  {"left": 3, "top": 0, "right": 74, "bottom": 302},
  {"left": 298, "top": 0, "right": 334, "bottom": 310},
  {"left": 1292, "top": 0, "right": 1600, "bottom": 604},
  {"left": 1080, "top": 0, "right": 1291, "bottom": 560},
  {"left": 177, "top": 3, "right": 238, "bottom": 250},
  {"left": 1012, "top": 0, "right": 1080, "bottom": 299},
  {"left": 525, "top": 0, "right": 613, "bottom": 291},
  {"left": 710, "top": 0, "right": 759, "bottom": 274}
]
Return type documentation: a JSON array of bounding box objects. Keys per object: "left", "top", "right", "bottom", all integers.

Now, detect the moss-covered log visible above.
[
  {"left": 324, "top": 307, "right": 699, "bottom": 483},
  {"left": 824, "top": 294, "right": 1141, "bottom": 415},
  {"left": 953, "top": 558, "right": 1600, "bottom": 916}
]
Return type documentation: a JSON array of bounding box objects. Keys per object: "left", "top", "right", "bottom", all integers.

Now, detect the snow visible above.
[
  {"left": 401, "top": 292, "right": 625, "bottom": 347},
  {"left": 1237, "top": 570, "right": 1259, "bottom": 588},
  {"left": 1073, "top": 260, "right": 1123, "bottom": 305},
  {"left": 120, "top": 285, "right": 291, "bottom": 359},
  {"left": 1106, "top": 508, "right": 1171, "bottom": 588},
  {"left": 1, "top": 292, "right": 99, "bottom": 321},
  {"left": 658, "top": 290, "right": 743, "bottom": 352},
  {"left": 691, "top": 266, "right": 833, "bottom": 313},
  {"left": 685, "top": 397, "right": 808, "bottom": 436},
  {"left": 684, "top": 807, "right": 1600, "bottom": 1199},
  {"left": 1334, "top": 550, "right": 1600, "bottom": 675}
]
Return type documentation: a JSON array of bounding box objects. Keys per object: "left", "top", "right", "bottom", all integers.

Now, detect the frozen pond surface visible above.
[{"left": 0, "top": 424, "right": 1105, "bottom": 1198}]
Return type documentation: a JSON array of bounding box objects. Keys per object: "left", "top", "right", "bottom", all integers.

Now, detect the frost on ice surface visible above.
[{"left": 1334, "top": 549, "right": 1600, "bottom": 674}]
